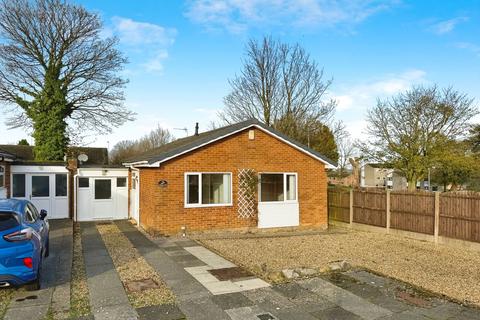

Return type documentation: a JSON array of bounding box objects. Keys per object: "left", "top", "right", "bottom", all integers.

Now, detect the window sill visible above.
[
  {"left": 184, "top": 203, "right": 233, "bottom": 209},
  {"left": 259, "top": 201, "right": 298, "bottom": 204}
]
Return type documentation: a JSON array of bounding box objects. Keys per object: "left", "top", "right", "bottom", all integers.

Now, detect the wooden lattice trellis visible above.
[{"left": 237, "top": 168, "right": 258, "bottom": 218}]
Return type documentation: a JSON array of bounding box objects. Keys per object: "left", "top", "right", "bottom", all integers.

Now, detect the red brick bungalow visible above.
[{"left": 123, "top": 119, "right": 336, "bottom": 235}]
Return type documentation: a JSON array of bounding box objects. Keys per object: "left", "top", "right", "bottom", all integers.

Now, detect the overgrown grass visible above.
[
  {"left": 0, "top": 288, "right": 14, "bottom": 319},
  {"left": 70, "top": 223, "right": 91, "bottom": 318}
]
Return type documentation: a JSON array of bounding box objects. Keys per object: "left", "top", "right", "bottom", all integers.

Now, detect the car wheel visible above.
[{"left": 25, "top": 261, "right": 41, "bottom": 291}]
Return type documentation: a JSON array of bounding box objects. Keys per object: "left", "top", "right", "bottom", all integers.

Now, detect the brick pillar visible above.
[
  {"left": 67, "top": 158, "right": 78, "bottom": 219},
  {"left": 1, "top": 162, "right": 11, "bottom": 198}
]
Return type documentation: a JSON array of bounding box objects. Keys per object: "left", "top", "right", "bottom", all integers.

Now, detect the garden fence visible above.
[{"left": 328, "top": 187, "right": 480, "bottom": 244}]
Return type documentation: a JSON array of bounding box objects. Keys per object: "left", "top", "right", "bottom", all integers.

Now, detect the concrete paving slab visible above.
[
  {"left": 225, "top": 306, "right": 277, "bottom": 320},
  {"left": 93, "top": 304, "right": 139, "bottom": 320},
  {"left": 184, "top": 246, "right": 236, "bottom": 269},
  {"left": 3, "top": 304, "right": 50, "bottom": 320},
  {"left": 234, "top": 278, "right": 270, "bottom": 291},
  {"left": 298, "top": 277, "right": 393, "bottom": 320},
  {"left": 136, "top": 304, "right": 186, "bottom": 320},
  {"left": 202, "top": 280, "right": 244, "bottom": 295},
  {"left": 164, "top": 250, "right": 193, "bottom": 257},
  {"left": 311, "top": 306, "right": 363, "bottom": 320},
  {"left": 177, "top": 296, "right": 231, "bottom": 320},
  {"left": 211, "top": 292, "right": 255, "bottom": 310},
  {"left": 242, "top": 287, "right": 296, "bottom": 311}
]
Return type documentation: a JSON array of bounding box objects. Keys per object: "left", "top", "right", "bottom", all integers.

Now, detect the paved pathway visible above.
[
  {"left": 80, "top": 222, "right": 138, "bottom": 320},
  {"left": 4, "top": 219, "right": 73, "bottom": 320}
]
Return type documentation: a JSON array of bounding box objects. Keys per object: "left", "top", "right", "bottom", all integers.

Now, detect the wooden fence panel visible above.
[
  {"left": 352, "top": 189, "right": 386, "bottom": 227},
  {"left": 440, "top": 193, "right": 480, "bottom": 243},
  {"left": 390, "top": 192, "right": 435, "bottom": 235},
  {"left": 327, "top": 189, "right": 350, "bottom": 223}
]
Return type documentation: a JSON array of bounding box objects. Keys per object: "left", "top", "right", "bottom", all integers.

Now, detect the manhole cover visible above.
[
  {"left": 208, "top": 267, "right": 253, "bottom": 281},
  {"left": 395, "top": 290, "right": 431, "bottom": 308},
  {"left": 257, "top": 313, "right": 276, "bottom": 320},
  {"left": 125, "top": 279, "right": 160, "bottom": 292}
]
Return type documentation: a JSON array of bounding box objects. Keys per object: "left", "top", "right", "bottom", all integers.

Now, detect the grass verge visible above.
[
  {"left": 97, "top": 223, "right": 175, "bottom": 308},
  {"left": 70, "top": 223, "right": 91, "bottom": 318}
]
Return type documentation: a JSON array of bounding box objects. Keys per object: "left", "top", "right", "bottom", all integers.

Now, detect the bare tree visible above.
[
  {"left": 220, "top": 36, "right": 335, "bottom": 133},
  {"left": 110, "top": 125, "right": 173, "bottom": 165},
  {"left": 0, "top": 0, "right": 133, "bottom": 160},
  {"left": 359, "top": 85, "right": 478, "bottom": 190}
]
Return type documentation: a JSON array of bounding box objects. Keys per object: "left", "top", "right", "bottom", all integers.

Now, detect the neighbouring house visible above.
[
  {"left": 361, "top": 163, "right": 407, "bottom": 190},
  {"left": 0, "top": 144, "right": 129, "bottom": 220},
  {"left": 123, "top": 119, "right": 336, "bottom": 235}
]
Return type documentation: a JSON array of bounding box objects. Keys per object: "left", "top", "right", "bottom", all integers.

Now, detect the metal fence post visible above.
[
  {"left": 434, "top": 191, "right": 440, "bottom": 243},
  {"left": 386, "top": 189, "right": 391, "bottom": 232},
  {"left": 349, "top": 189, "right": 354, "bottom": 227}
]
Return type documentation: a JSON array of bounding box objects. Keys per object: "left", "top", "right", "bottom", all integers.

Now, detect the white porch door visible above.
[
  {"left": 93, "top": 178, "right": 115, "bottom": 220},
  {"left": 130, "top": 171, "right": 140, "bottom": 223},
  {"left": 257, "top": 173, "right": 300, "bottom": 228}
]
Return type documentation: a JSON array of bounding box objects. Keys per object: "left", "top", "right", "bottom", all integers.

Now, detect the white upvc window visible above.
[
  {"left": 259, "top": 173, "right": 298, "bottom": 203},
  {"left": 185, "top": 172, "right": 232, "bottom": 208}
]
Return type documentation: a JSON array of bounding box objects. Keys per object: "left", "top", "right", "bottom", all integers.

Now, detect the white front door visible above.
[
  {"left": 257, "top": 173, "right": 300, "bottom": 228},
  {"left": 130, "top": 171, "right": 140, "bottom": 223},
  {"left": 93, "top": 178, "right": 115, "bottom": 219}
]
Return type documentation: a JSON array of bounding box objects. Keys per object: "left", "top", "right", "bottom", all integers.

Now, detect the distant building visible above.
[{"left": 361, "top": 163, "right": 407, "bottom": 190}]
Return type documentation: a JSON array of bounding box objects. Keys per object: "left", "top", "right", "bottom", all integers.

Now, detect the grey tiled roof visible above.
[{"left": 124, "top": 119, "right": 337, "bottom": 167}]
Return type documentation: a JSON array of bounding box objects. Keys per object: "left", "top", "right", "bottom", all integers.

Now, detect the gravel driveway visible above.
[{"left": 199, "top": 227, "right": 480, "bottom": 307}]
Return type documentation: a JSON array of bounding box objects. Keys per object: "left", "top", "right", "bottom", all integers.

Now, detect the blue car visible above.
[{"left": 0, "top": 199, "right": 49, "bottom": 291}]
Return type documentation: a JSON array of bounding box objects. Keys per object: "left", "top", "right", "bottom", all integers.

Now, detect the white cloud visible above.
[
  {"left": 428, "top": 17, "right": 468, "bottom": 35},
  {"left": 455, "top": 42, "right": 480, "bottom": 57},
  {"left": 333, "top": 69, "right": 427, "bottom": 112},
  {"left": 185, "top": 0, "right": 400, "bottom": 33},
  {"left": 111, "top": 17, "right": 177, "bottom": 73},
  {"left": 332, "top": 69, "right": 428, "bottom": 138}
]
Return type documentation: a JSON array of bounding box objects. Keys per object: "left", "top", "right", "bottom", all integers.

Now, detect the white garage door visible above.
[
  {"left": 76, "top": 169, "right": 128, "bottom": 221},
  {"left": 11, "top": 166, "right": 69, "bottom": 219}
]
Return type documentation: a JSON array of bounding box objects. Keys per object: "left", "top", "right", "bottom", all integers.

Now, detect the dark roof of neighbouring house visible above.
[
  {"left": 0, "top": 145, "right": 109, "bottom": 165},
  {"left": 0, "top": 147, "right": 16, "bottom": 160},
  {"left": 124, "top": 119, "right": 337, "bottom": 167}
]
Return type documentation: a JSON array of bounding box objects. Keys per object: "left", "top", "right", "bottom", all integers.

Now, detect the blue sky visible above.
[{"left": 1, "top": 0, "right": 479, "bottom": 147}]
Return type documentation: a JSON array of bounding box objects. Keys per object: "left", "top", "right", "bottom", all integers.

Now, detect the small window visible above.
[
  {"left": 187, "top": 174, "right": 199, "bottom": 204},
  {"left": 95, "top": 179, "right": 111, "bottom": 200},
  {"left": 0, "top": 166, "right": 4, "bottom": 188},
  {"left": 260, "top": 173, "right": 297, "bottom": 202},
  {"left": 117, "top": 177, "right": 127, "bottom": 188},
  {"left": 12, "top": 174, "right": 26, "bottom": 198},
  {"left": 78, "top": 177, "right": 89, "bottom": 188},
  {"left": 32, "top": 176, "right": 50, "bottom": 197},
  {"left": 185, "top": 173, "right": 232, "bottom": 206},
  {"left": 56, "top": 174, "right": 67, "bottom": 197},
  {"left": 286, "top": 174, "right": 297, "bottom": 201}
]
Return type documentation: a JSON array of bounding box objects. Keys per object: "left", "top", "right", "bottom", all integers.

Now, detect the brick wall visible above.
[{"left": 138, "top": 128, "right": 328, "bottom": 235}]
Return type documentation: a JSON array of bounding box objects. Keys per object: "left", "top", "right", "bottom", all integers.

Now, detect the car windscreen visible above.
[{"left": 0, "top": 212, "right": 20, "bottom": 231}]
